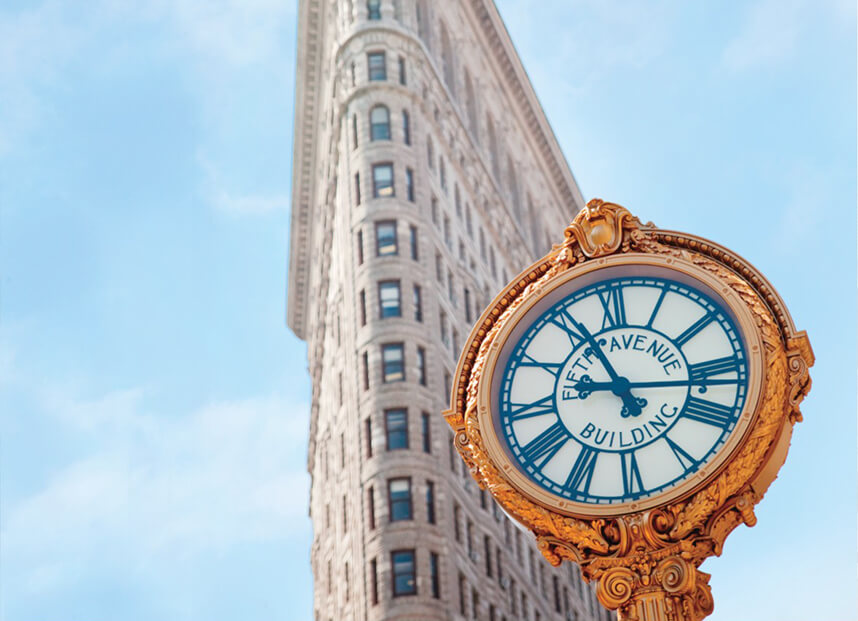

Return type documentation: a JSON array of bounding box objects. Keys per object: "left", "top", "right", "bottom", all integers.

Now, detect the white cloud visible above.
[{"left": 2, "top": 387, "right": 311, "bottom": 593}]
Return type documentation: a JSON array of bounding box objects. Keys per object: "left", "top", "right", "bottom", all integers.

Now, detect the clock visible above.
[
  {"left": 444, "top": 200, "right": 812, "bottom": 621},
  {"left": 487, "top": 257, "right": 763, "bottom": 515}
]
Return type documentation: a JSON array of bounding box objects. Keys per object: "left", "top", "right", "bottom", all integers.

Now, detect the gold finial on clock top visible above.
[{"left": 444, "top": 200, "right": 813, "bottom": 621}]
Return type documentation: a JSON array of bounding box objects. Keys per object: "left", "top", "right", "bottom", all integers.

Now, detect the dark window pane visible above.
[
  {"left": 370, "top": 106, "right": 390, "bottom": 140},
  {"left": 392, "top": 550, "right": 416, "bottom": 596},
  {"left": 367, "top": 0, "right": 381, "bottom": 20},
  {"left": 372, "top": 163, "right": 394, "bottom": 197},
  {"left": 381, "top": 343, "right": 404, "bottom": 382},
  {"left": 378, "top": 280, "right": 401, "bottom": 318},
  {"left": 368, "top": 52, "right": 386, "bottom": 81},
  {"left": 385, "top": 408, "right": 408, "bottom": 449},
  {"left": 375, "top": 220, "right": 397, "bottom": 255},
  {"left": 388, "top": 478, "right": 412, "bottom": 521}
]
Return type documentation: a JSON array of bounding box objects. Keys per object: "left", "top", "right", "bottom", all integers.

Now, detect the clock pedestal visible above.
[{"left": 445, "top": 199, "right": 813, "bottom": 621}]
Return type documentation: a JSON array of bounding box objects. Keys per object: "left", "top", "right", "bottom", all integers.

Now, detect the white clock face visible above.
[{"left": 494, "top": 268, "right": 750, "bottom": 508}]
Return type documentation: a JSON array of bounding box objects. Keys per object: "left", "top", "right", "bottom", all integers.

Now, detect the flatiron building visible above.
[{"left": 287, "top": 1, "right": 610, "bottom": 620}]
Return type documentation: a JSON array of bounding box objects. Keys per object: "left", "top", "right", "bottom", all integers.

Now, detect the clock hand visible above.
[{"left": 574, "top": 378, "right": 737, "bottom": 394}]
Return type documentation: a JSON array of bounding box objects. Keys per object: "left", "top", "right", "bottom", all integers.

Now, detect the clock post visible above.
[{"left": 444, "top": 199, "right": 813, "bottom": 621}]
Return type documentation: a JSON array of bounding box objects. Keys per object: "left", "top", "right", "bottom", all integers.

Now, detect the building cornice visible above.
[
  {"left": 287, "top": 0, "right": 324, "bottom": 340},
  {"left": 468, "top": 0, "right": 585, "bottom": 214}
]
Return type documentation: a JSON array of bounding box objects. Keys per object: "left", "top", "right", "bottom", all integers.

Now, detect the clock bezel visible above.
[{"left": 476, "top": 252, "right": 765, "bottom": 518}]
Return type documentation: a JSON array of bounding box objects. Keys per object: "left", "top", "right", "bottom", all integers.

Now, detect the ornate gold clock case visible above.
[{"left": 444, "top": 200, "right": 813, "bottom": 621}]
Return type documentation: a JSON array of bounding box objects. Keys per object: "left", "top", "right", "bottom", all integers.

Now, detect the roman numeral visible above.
[
  {"left": 521, "top": 422, "right": 569, "bottom": 465},
  {"left": 621, "top": 451, "right": 644, "bottom": 497},
  {"left": 664, "top": 436, "right": 698, "bottom": 472},
  {"left": 688, "top": 356, "right": 740, "bottom": 383},
  {"left": 563, "top": 445, "right": 598, "bottom": 494},
  {"left": 598, "top": 284, "right": 627, "bottom": 329},
  {"left": 675, "top": 313, "right": 715, "bottom": 347},
  {"left": 518, "top": 353, "right": 562, "bottom": 377},
  {"left": 548, "top": 310, "right": 586, "bottom": 347},
  {"left": 646, "top": 287, "right": 668, "bottom": 328},
  {"left": 682, "top": 396, "right": 736, "bottom": 429},
  {"left": 509, "top": 395, "right": 555, "bottom": 421}
]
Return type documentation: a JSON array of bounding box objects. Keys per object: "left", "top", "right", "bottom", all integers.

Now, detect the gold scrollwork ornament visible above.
[{"left": 444, "top": 199, "right": 813, "bottom": 621}]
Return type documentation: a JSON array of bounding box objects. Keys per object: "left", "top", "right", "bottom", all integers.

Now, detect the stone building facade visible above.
[{"left": 287, "top": 1, "right": 610, "bottom": 620}]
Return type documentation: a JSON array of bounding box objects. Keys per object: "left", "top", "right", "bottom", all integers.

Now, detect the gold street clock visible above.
[{"left": 444, "top": 200, "right": 813, "bottom": 621}]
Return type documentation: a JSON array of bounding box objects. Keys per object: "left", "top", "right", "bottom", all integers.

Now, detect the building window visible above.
[
  {"left": 447, "top": 270, "right": 455, "bottom": 306},
  {"left": 375, "top": 220, "right": 397, "bottom": 256},
  {"left": 435, "top": 252, "right": 443, "bottom": 281},
  {"left": 444, "top": 371, "right": 452, "bottom": 398},
  {"left": 405, "top": 167, "right": 415, "bottom": 202},
  {"left": 370, "top": 105, "right": 390, "bottom": 140},
  {"left": 440, "top": 310, "right": 449, "bottom": 346},
  {"left": 421, "top": 411, "right": 431, "bottom": 453},
  {"left": 464, "top": 287, "right": 472, "bottom": 323},
  {"left": 454, "top": 185, "right": 462, "bottom": 217},
  {"left": 382, "top": 343, "right": 405, "bottom": 382},
  {"left": 409, "top": 225, "right": 419, "bottom": 260},
  {"left": 362, "top": 351, "right": 369, "bottom": 390},
  {"left": 372, "top": 163, "right": 394, "bottom": 197},
  {"left": 430, "top": 552, "right": 440, "bottom": 599},
  {"left": 367, "top": 0, "right": 381, "bottom": 20},
  {"left": 354, "top": 172, "right": 361, "bottom": 205},
  {"left": 472, "top": 588, "right": 480, "bottom": 620},
  {"left": 378, "top": 280, "right": 401, "bottom": 318},
  {"left": 352, "top": 113, "right": 358, "bottom": 149},
  {"left": 367, "top": 51, "right": 386, "bottom": 81},
  {"left": 351, "top": 61, "right": 356, "bottom": 86},
  {"left": 392, "top": 550, "right": 416, "bottom": 596},
  {"left": 370, "top": 558, "right": 379, "bottom": 605},
  {"left": 439, "top": 156, "right": 446, "bottom": 191},
  {"left": 427, "top": 135, "right": 434, "bottom": 169},
  {"left": 465, "top": 204, "right": 473, "bottom": 237},
  {"left": 398, "top": 55, "right": 407, "bottom": 84},
  {"left": 459, "top": 573, "right": 467, "bottom": 615},
  {"left": 553, "top": 576, "right": 561, "bottom": 613},
  {"left": 454, "top": 503, "right": 462, "bottom": 541},
  {"left": 417, "top": 346, "right": 427, "bottom": 386},
  {"left": 497, "top": 546, "right": 504, "bottom": 586},
  {"left": 479, "top": 228, "right": 486, "bottom": 260},
  {"left": 443, "top": 214, "right": 451, "bottom": 247},
  {"left": 413, "top": 285, "right": 423, "bottom": 322},
  {"left": 365, "top": 417, "right": 373, "bottom": 457},
  {"left": 368, "top": 486, "right": 376, "bottom": 528},
  {"left": 402, "top": 110, "right": 411, "bottom": 145},
  {"left": 484, "top": 535, "right": 493, "bottom": 577},
  {"left": 466, "top": 519, "right": 475, "bottom": 558},
  {"left": 384, "top": 408, "right": 408, "bottom": 449},
  {"left": 388, "top": 478, "right": 413, "bottom": 521},
  {"left": 357, "top": 229, "right": 364, "bottom": 265},
  {"left": 490, "top": 246, "right": 497, "bottom": 278},
  {"left": 359, "top": 289, "right": 367, "bottom": 326},
  {"left": 426, "top": 480, "right": 436, "bottom": 524}
]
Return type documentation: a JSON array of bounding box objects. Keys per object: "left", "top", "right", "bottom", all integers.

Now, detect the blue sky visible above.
[{"left": 0, "top": 1, "right": 854, "bottom": 620}]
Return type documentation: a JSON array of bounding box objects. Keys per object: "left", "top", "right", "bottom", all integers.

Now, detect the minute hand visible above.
[{"left": 574, "top": 378, "right": 737, "bottom": 394}]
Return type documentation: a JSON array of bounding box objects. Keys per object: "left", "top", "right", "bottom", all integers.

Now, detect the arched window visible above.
[
  {"left": 486, "top": 115, "right": 500, "bottom": 180},
  {"left": 440, "top": 22, "right": 455, "bottom": 96},
  {"left": 464, "top": 69, "right": 478, "bottom": 143},
  {"left": 370, "top": 105, "right": 391, "bottom": 141}
]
